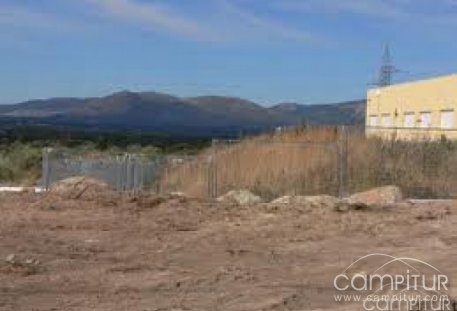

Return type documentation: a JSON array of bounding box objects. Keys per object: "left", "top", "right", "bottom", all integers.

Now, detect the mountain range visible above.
[{"left": 0, "top": 91, "right": 366, "bottom": 137}]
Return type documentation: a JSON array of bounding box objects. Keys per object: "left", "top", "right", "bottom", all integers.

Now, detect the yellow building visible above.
[{"left": 366, "top": 74, "right": 457, "bottom": 140}]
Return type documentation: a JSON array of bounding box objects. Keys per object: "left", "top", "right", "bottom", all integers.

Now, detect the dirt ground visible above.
[{"left": 0, "top": 192, "right": 456, "bottom": 311}]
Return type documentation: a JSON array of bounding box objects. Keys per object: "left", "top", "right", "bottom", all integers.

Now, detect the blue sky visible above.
[{"left": 1, "top": 0, "right": 457, "bottom": 106}]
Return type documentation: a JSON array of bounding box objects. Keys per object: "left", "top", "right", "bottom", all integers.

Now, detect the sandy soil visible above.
[{"left": 0, "top": 193, "right": 456, "bottom": 311}]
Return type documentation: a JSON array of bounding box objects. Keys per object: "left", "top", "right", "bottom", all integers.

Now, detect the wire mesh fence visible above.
[
  {"left": 210, "top": 139, "right": 340, "bottom": 200},
  {"left": 42, "top": 126, "right": 457, "bottom": 199},
  {"left": 346, "top": 130, "right": 457, "bottom": 198},
  {"left": 158, "top": 154, "right": 211, "bottom": 197},
  {"left": 154, "top": 128, "right": 344, "bottom": 200},
  {"left": 156, "top": 126, "right": 457, "bottom": 200},
  {"left": 42, "top": 148, "right": 180, "bottom": 192}
]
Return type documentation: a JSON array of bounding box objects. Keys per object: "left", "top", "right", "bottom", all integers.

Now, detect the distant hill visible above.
[
  {"left": 0, "top": 98, "right": 86, "bottom": 117},
  {"left": 187, "top": 96, "right": 287, "bottom": 128},
  {"left": 0, "top": 91, "right": 366, "bottom": 137},
  {"left": 271, "top": 99, "right": 366, "bottom": 125}
]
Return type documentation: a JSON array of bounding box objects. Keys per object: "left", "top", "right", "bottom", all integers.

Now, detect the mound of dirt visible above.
[{"left": 49, "top": 176, "right": 117, "bottom": 202}]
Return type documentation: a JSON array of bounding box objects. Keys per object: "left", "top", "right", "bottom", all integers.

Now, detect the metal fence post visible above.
[
  {"left": 137, "top": 160, "right": 143, "bottom": 192},
  {"left": 116, "top": 155, "right": 122, "bottom": 192},
  {"left": 208, "top": 141, "right": 213, "bottom": 199},
  {"left": 127, "top": 154, "right": 133, "bottom": 192},
  {"left": 338, "top": 126, "right": 349, "bottom": 198},
  {"left": 208, "top": 139, "right": 218, "bottom": 199},
  {"left": 42, "top": 148, "right": 51, "bottom": 191},
  {"left": 121, "top": 154, "right": 128, "bottom": 192},
  {"left": 213, "top": 140, "right": 218, "bottom": 199}
]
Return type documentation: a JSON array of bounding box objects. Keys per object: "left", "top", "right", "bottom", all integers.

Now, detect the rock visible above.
[
  {"left": 271, "top": 188, "right": 402, "bottom": 212},
  {"left": 136, "top": 194, "right": 166, "bottom": 209},
  {"left": 5, "top": 254, "right": 15, "bottom": 263},
  {"left": 344, "top": 186, "right": 403, "bottom": 209},
  {"left": 271, "top": 195, "right": 340, "bottom": 209},
  {"left": 168, "top": 192, "right": 188, "bottom": 203},
  {"left": 169, "top": 192, "right": 187, "bottom": 198},
  {"left": 334, "top": 202, "right": 351, "bottom": 212},
  {"left": 297, "top": 195, "right": 340, "bottom": 208},
  {"left": 217, "top": 190, "right": 263, "bottom": 205},
  {"left": 270, "top": 196, "right": 293, "bottom": 204},
  {"left": 25, "top": 258, "right": 34, "bottom": 265}
]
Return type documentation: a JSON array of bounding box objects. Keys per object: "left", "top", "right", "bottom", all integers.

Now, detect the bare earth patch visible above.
[{"left": 0, "top": 192, "right": 456, "bottom": 310}]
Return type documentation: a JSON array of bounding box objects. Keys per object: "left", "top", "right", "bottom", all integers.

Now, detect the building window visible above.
[
  {"left": 381, "top": 114, "right": 392, "bottom": 128},
  {"left": 404, "top": 112, "right": 415, "bottom": 128},
  {"left": 369, "top": 115, "right": 378, "bottom": 127},
  {"left": 441, "top": 110, "right": 454, "bottom": 129},
  {"left": 420, "top": 112, "right": 432, "bottom": 128}
]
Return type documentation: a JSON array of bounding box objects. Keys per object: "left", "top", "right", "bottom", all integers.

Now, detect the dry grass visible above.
[
  {"left": 159, "top": 126, "right": 457, "bottom": 199},
  {"left": 347, "top": 132, "right": 457, "bottom": 198}
]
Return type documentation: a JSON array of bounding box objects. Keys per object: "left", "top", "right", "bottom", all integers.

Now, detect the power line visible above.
[{"left": 377, "top": 44, "right": 400, "bottom": 87}]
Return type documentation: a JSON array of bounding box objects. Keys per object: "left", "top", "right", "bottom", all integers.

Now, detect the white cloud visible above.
[
  {"left": 0, "top": 4, "right": 65, "bottom": 30},
  {"left": 0, "top": 1, "right": 333, "bottom": 45},
  {"left": 274, "top": 0, "right": 457, "bottom": 26},
  {"left": 272, "top": 0, "right": 457, "bottom": 32},
  {"left": 219, "top": 0, "right": 331, "bottom": 45},
  {"left": 0, "top": 3, "right": 91, "bottom": 37},
  {"left": 80, "top": 0, "right": 331, "bottom": 45},
  {"left": 83, "top": 0, "right": 222, "bottom": 42},
  {"left": 274, "top": 0, "right": 408, "bottom": 19}
]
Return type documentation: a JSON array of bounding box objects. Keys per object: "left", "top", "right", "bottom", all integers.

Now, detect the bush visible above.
[{"left": 0, "top": 142, "right": 42, "bottom": 185}]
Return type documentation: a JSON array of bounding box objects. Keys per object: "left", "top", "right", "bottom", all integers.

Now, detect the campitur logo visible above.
[{"left": 333, "top": 254, "right": 454, "bottom": 311}]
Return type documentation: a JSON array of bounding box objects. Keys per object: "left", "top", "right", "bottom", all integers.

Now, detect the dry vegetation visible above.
[
  {"left": 160, "top": 126, "right": 457, "bottom": 200},
  {"left": 0, "top": 142, "right": 42, "bottom": 186}
]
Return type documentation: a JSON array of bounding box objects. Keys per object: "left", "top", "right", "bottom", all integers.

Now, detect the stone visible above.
[
  {"left": 270, "top": 196, "right": 293, "bottom": 204},
  {"left": 5, "top": 254, "right": 16, "bottom": 263},
  {"left": 296, "top": 195, "right": 340, "bottom": 208},
  {"left": 25, "top": 258, "right": 34, "bottom": 265},
  {"left": 169, "top": 192, "right": 187, "bottom": 198},
  {"left": 217, "top": 190, "right": 263, "bottom": 205},
  {"left": 344, "top": 186, "right": 403, "bottom": 209},
  {"left": 271, "top": 195, "right": 340, "bottom": 209}
]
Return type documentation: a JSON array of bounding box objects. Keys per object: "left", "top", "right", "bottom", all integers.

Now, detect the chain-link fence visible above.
[
  {"left": 42, "top": 127, "right": 457, "bottom": 199},
  {"left": 210, "top": 139, "right": 340, "bottom": 200},
  {"left": 155, "top": 128, "right": 345, "bottom": 200},
  {"left": 42, "top": 148, "right": 187, "bottom": 192},
  {"left": 347, "top": 129, "right": 457, "bottom": 198},
  {"left": 156, "top": 126, "right": 457, "bottom": 200}
]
